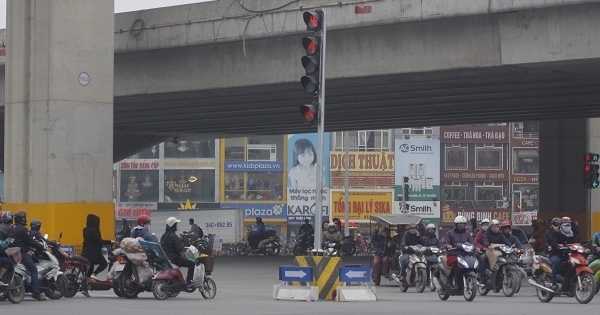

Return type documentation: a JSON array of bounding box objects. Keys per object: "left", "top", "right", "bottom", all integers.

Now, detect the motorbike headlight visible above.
[
  {"left": 462, "top": 244, "right": 474, "bottom": 253},
  {"left": 457, "top": 257, "right": 469, "bottom": 268},
  {"left": 474, "top": 259, "right": 479, "bottom": 268}
]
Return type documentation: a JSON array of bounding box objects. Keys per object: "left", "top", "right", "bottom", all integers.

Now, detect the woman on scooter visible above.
[{"left": 160, "top": 217, "right": 196, "bottom": 289}]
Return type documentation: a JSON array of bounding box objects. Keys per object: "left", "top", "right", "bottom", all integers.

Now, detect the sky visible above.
[{"left": 0, "top": 0, "right": 214, "bottom": 29}]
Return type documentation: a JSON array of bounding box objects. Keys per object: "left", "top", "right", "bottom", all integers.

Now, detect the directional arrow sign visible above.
[
  {"left": 339, "top": 266, "right": 371, "bottom": 282},
  {"left": 279, "top": 266, "right": 312, "bottom": 282}
]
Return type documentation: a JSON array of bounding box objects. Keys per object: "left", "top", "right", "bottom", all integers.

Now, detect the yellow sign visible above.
[
  {"left": 331, "top": 191, "right": 392, "bottom": 220},
  {"left": 330, "top": 151, "right": 394, "bottom": 172}
]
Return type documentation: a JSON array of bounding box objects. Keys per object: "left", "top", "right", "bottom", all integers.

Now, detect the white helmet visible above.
[
  {"left": 481, "top": 218, "right": 490, "bottom": 224},
  {"left": 490, "top": 219, "right": 500, "bottom": 226},
  {"left": 454, "top": 216, "right": 467, "bottom": 224},
  {"left": 426, "top": 223, "right": 436, "bottom": 230}
]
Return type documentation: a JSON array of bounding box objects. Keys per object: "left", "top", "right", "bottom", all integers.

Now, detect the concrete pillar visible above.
[
  {"left": 539, "top": 118, "right": 591, "bottom": 238},
  {"left": 4, "top": 0, "right": 114, "bottom": 245}
]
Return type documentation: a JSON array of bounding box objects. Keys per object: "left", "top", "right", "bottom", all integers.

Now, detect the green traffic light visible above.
[{"left": 593, "top": 180, "right": 600, "bottom": 189}]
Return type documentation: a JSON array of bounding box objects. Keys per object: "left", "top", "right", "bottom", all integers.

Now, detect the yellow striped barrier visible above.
[{"left": 292, "top": 256, "right": 342, "bottom": 300}]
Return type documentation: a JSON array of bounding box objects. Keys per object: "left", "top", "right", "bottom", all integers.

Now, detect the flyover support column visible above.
[
  {"left": 4, "top": 0, "right": 115, "bottom": 246},
  {"left": 539, "top": 118, "right": 593, "bottom": 239}
]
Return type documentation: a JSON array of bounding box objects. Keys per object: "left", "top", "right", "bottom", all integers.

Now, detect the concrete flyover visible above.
[{"left": 2, "top": 0, "right": 600, "bottom": 161}]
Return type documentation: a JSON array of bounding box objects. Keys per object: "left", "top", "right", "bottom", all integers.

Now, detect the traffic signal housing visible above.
[
  {"left": 299, "top": 103, "right": 318, "bottom": 124},
  {"left": 583, "top": 153, "right": 600, "bottom": 189},
  {"left": 300, "top": 9, "right": 324, "bottom": 123}
]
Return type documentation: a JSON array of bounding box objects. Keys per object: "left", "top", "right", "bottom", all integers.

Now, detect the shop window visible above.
[
  {"left": 120, "top": 170, "right": 159, "bottom": 202},
  {"left": 164, "top": 169, "right": 215, "bottom": 203},
  {"left": 225, "top": 137, "right": 245, "bottom": 161},
  {"left": 475, "top": 186, "right": 502, "bottom": 208},
  {"left": 129, "top": 145, "right": 160, "bottom": 159},
  {"left": 476, "top": 148, "right": 502, "bottom": 169},
  {"left": 165, "top": 140, "right": 214, "bottom": 158},
  {"left": 224, "top": 172, "right": 284, "bottom": 202},
  {"left": 513, "top": 149, "right": 539, "bottom": 174},
  {"left": 445, "top": 147, "right": 467, "bottom": 169},
  {"left": 513, "top": 185, "right": 539, "bottom": 212}
]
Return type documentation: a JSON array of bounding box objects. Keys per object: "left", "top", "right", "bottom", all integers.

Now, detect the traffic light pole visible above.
[{"left": 314, "top": 9, "right": 326, "bottom": 253}]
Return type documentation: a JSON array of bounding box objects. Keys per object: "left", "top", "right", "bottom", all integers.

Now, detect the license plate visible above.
[{"left": 114, "top": 264, "right": 125, "bottom": 272}]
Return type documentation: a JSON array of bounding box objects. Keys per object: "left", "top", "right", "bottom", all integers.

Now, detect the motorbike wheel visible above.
[
  {"left": 7, "top": 274, "right": 25, "bottom": 304},
  {"left": 151, "top": 280, "right": 169, "bottom": 300},
  {"left": 536, "top": 287, "right": 554, "bottom": 302},
  {"left": 477, "top": 281, "right": 490, "bottom": 296},
  {"left": 502, "top": 270, "right": 519, "bottom": 297},
  {"left": 264, "top": 242, "right": 280, "bottom": 256},
  {"left": 200, "top": 277, "right": 217, "bottom": 299},
  {"left": 437, "top": 285, "right": 450, "bottom": 301},
  {"left": 575, "top": 272, "right": 596, "bottom": 304},
  {"left": 415, "top": 268, "right": 428, "bottom": 293},
  {"left": 44, "top": 274, "right": 67, "bottom": 300},
  {"left": 234, "top": 243, "right": 249, "bottom": 256},
  {"left": 113, "top": 279, "right": 124, "bottom": 298},
  {"left": 463, "top": 276, "right": 477, "bottom": 302},
  {"left": 429, "top": 269, "right": 437, "bottom": 292},
  {"left": 63, "top": 273, "right": 78, "bottom": 298},
  {"left": 118, "top": 271, "right": 140, "bottom": 299},
  {"left": 293, "top": 244, "right": 306, "bottom": 256}
]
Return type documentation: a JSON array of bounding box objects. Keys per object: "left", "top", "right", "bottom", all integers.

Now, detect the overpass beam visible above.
[{"left": 4, "top": 0, "right": 115, "bottom": 245}]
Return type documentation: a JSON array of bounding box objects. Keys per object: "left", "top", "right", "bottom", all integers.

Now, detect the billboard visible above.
[
  {"left": 286, "top": 133, "right": 330, "bottom": 218},
  {"left": 394, "top": 139, "right": 440, "bottom": 220},
  {"left": 329, "top": 151, "right": 394, "bottom": 188},
  {"left": 331, "top": 191, "right": 393, "bottom": 220}
]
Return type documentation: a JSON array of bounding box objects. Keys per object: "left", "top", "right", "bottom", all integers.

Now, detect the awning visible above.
[{"left": 369, "top": 214, "right": 422, "bottom": 226}]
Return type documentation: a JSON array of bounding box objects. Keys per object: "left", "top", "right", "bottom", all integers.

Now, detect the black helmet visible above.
[
  {"left": 1, "top": 211, "right": 13, "bottom": 224},
  {"left": 551, "top": 217, "right": 561, "bottom": 227},
  {"left": 256, "top": 217, "right": 262, "bottom": 223},
  {"left": 30, "top": 219, "right": 42, "bottom": 231},
  {"left": 14, "top": 210, "right": 27, "bottom": 225}
]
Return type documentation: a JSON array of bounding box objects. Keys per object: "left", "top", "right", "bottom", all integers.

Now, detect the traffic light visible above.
[
  {"left": 300, "top": 11, "right": 323, "bottom": 96},
  {"left": 583, "top": 153, "right": 600, "bottom": 189},
  {"left": 299, "top": 102, "right": 318, "bottom": 124}
]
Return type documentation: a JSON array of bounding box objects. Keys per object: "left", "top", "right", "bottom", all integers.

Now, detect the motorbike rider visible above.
[
  {"left": 441, "top": 216, "right": 473, "bottom": 287},
  {"left": 322, "top": 222, "right": 342, "bottom": 251},
  {"left": 479, "top": 219, "right": 511, "bottom": 284},
  {"left": 249, "top": 217, "right": 266, "bottom": 251},
  {"left": 0, "top": 236, "right": 12, "bottom": 286},
  {"left": 422, "top": 223, "right": 441, "bottom": 247},
  {"left": 9, "top": 210, "right": 46, "bottom": 301},
  {"left": 187, "top": 218, "right": 204, "bottom": 239},
  {"left": 117, "top": 219, "right": 131, "bottom": 243},
  {"left": 332, "top": 218, "right": 344, "bottom": 236},
  {"left": 29, "top": 219, "right": 59, "bottom": 248},
  {"left": 474, "top": 218, "right": 490, "bottom": 252},
  {"left": 399, "top": 223, "right": 425, "bottom": 281},
  {"left": 530, "top": 218, "right": 547, "bottom": 253},
  {"left": 299, "top": 219, "right": 314, "bottom": 236},
  {"left": 587, "top": 228, "right": 600, "bottom": 264},
  {"left": 0, "top": 211, "right": 13, "bottom": 241},
  {"left": 500, "top": 221, "right": 523, "bottom": 249},
  {"left": 371, "top": 226, "right": 394, "bottom": 281},
  {"left": 81, "top": 214, "right": 110, "bottom": 282},
  {"left": 131, "top": 214, "right": 155, "bottom": 242},
  {"left": 546, "top": 216, "right": 576, "bottom": 291},
  {"left": 160, "top": 217, "right": 196, "bottom": 288}
]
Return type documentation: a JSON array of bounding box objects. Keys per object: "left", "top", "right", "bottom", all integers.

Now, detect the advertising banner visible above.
[
  {"left": 440, "top": 126, "right": 509, "bottom": 143},
  {"left": 224, "top": 161, "right": 284, "bottom": 173},
  {"left": 119, "top": 159, "right": 160, "bottom": 170},
  {"left": 221, "top": 203, "right": 287, "bottom": 219},
  {"left": 287, "top": 133, "right": 330, "bottom": 218},
  {"left": 115, "top": 202, "right": 156, "bottom": 220},
  {"left": 441, "top": 204, "right": 511, "bottom": 224},
  {"left": 330, "top": 151, "right": 394, "bottom": 188},
  {"left": 331, "top": 191, "right": 393, "bottom": 220}
]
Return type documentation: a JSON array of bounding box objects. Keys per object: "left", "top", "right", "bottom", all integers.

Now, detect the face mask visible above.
[
  {"left": 328, "top": 228, "right": 336, "bottom": 233},
  {"left": 491, "top": 226, "right": 500, "bottom": 233},
  {"left": 455, "top": 225, "right": 466, "bottom": 232},
  {"left": 481, "top": 225, "right": 489, "bottom": 231},
  {"left": 561, "top": 225, "right": 572, "bottom": 233},
  {"left": 428, "top": 229, "right": 435, "bottom": 235}
]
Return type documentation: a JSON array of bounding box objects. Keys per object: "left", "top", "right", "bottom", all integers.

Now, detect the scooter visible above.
[
  {"left": 235, "top": 230, "right": 281, "bottom": 256},
  {"left": 0, "top": 247, "right": 26, "bottom": 304},
  {"left": 323, "top": 241, "right": 341, "bottom": 257},
  {"left": 180, "top": 232, "right": 211, "bottom": 256},
  {"left": 400, "top": 245, "right": 429, "bottom": 293},
  {"left": 292, "top": 233, "right": 314, "bottom": 256},
  {"left": 426, "top": 246, "right": 440, "bottom": 292},
  {"left": 15, "top": 237, "right": 68, "bottom": 299},
  {"left": 433, "top": 242, "right": 479, "bottom": 302},
  {"left": 144, "top": 241, "right": 217, "bottom": 300},
  {"left": 116, "top": 243, "right": 166, "bottom": 299},
  {"left": 477, "top": 244, "right": 521, "bottom": 297}
]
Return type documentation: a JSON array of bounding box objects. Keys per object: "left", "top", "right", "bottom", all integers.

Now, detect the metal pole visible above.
[
  {"left": 344, "top": 131, "right": 350, "bottom": 236},
  {"left": 313, "top": 9, "right": 326, "bottom": 253}
]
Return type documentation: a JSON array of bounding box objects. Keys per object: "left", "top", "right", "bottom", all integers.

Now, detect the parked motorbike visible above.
[
  {"left": 399, "top": 245, "right": 428, "bottom": 293},
  {"left": 292, "top": 233, "right": 314, "bottom": 256},
  {"left": 477, "top": 244, "right": 521, "bottom": 297},
  {"left": 432, "top": 242, "right": 479, "bottom": 301},
  {"left": 180, "top": 232, "right": 211, "bottom": 256},
  {"left": 148, "top": 244, "right": 217, "bottom": 300},
  {"left": 528, "top": 243, "right": 596, "bottom": 304},
  {"left": 0, "top": 247, "right": 26, "bottom": 304},
  {"left": 235, "top": 230, "right": 281, "bottom": 256},
  {"left": 15, "top": 237, "right": 68, "bottom": 299}
]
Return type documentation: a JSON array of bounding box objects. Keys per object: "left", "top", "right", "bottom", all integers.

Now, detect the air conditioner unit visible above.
[{"left": 514, "top": 122, "right": 523, "bottom": 130}]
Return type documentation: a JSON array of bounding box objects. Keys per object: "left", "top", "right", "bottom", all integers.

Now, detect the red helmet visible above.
[
  {"left": 501, "top": 221, "right": 511, "bottom": 228},
  {"left": 561, "top": 217, "right": 571, "bottom": 224},
  {"left": 137, "top": 215, "right": 151, "bottom": 225}
]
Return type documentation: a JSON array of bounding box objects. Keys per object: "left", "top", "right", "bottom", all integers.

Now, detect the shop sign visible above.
[
  {"left": 119, "top": 159, "right": 160, "bottom": 170},
  {"left": 512, "top": 175, "right": 538, "bottom": 183},
  {"left": 115, "top": 202, "right": 156, "bottom": 219},
  {"left": 224, "top": 160, "right": 284, "bottom": 173},
  {"left": 331, "top": 191, "right": 392, "bottom": 220},
  {"left": 222, "top": 203, "right": 287, "bottom": 219},
  {"left": 330, "top": 151, "right": 394, "bottom": 172},
  {"left": 441, "top": 126, "right": 508, "bottom": 143},
  {"left": 330, "top": 173, "right": 394, "bottom": 188},
  {"left": 442, "top": 171, "right": 508, "bottom": 180},
  {"left": 164, "top": 159, "right": 216, "bottom": 169},
  {"left": 441, "top": 204, "right": 510, "bottom": 224}
]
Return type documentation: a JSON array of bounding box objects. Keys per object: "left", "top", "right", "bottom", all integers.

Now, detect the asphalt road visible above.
[{"left": 5, "top": 255, "right": 600, "bottom": 315}]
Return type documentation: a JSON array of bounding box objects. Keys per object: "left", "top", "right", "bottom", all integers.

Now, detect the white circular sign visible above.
[{"left": 78, "top": 72, "right": 90, "bottom": 86}]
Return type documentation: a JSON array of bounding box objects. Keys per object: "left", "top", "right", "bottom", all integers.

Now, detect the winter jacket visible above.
[
  {"left": 442, "top": 228, "right": 473, "bottom": 256},
  {"left": 160, "top": 228, "right": 184, "bottom": 260},
  {"left": 9, "top": 222, "right": 44, "bottom": 253},
  {"left": 30, "top": 229, "right": 58, "bottom": 247},
  {"left": 82, "top": 214, "right": 105, "bottom": 260},
  {"left": 546, "top": 229, "right": 576, "bottom": 256},
  {"left": 400, "top": 232, "right": 425, "bottom": 248},
  {"left": 0, "top": 222, "right": 11, "bottom": 240},
  {"left": 131, "top": 226, "right": 155, "bottom": 242},
  {"left": 474, "top": 229, "right": 486, "bottom": 251},
  {"left": 371, "top": 230, "right": 395, "bottom": 256},
  {"left": 482, "top": 230, "right": 511, "bottom": 248},
  {"left": 190, "top": 223, "right": 204, "bottom": 238},
  {"left": 422, "top": 234, "right": 441, "bottom": 247}
]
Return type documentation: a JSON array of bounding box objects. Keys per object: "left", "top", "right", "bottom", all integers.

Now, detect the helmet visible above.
[
  {"left": 30, "top": 219, "right": 42, "bottom": 231},
  {"left": 481, "top": 218, "right": 490, "bottom": 224},
  {"left": 501, "top": 221, "right": 511, "bottom": 228},
  {"left": 490, "top": 219, "right": 500, "bottom": 226},
  {"left": 551, "top": 217, "right": 561, "bottom": 226},
  {"left": 561, "top": 217, "right": 571, "bottom": 224},
  {"left": 256, "top": 217, "right": 263, "bottom": 223},
  {"left": 406, "top": 223, "right": 417, "bottom": 230},
  {"left": 426, "top": 223, "right": 436, "bottom": 230},
  {"left": 166, "top": 217, "right": 180, "bottom": 228},
  {"left": 453, "top": 216, "right": 467, "bottom": 224},
  {"left": 137, "top": 215, "right": 151, "bottom": 226},
  {"left": 327, "top": 222, "right": 336, "bottom": 228},
  {"left": 13, "top": 210, "right": 27, "bottom": 225},
  {"left": 1, "top": 211, "right": 13, "bottom": 223}
]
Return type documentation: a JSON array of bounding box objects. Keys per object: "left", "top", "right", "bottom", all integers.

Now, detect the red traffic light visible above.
[
  {"left": 300, "top": 103, "right": 318, "bottom": 123},
  {"left": 303, "top": 11, "right": 323, "bottom": 31},
  {"left": 584, "top": 153, "right": 600, "bottom": 162},
  {"left": 302, "top": 37, "right": 319, "bottom": 55},
  {"left": 585, "top": 164, "right": 592, "bottom": 173}
]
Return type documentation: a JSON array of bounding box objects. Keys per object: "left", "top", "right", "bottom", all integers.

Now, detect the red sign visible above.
[
  {"left": 330, "top": 174, "right": 394, "bottom": 188},
  {"left": 119, "top": 159, "right": 160, "bottom": 170}
]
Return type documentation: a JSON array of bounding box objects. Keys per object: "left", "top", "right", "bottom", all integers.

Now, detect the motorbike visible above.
[
  {"left": 432, "top": 242, "right": 479, "bottom": 302},
  {"left": 180, "top": 232, "right": 211, "bottom": 256},
  {"left": 15, "top": 237, "right": 68, "bottom": 299},
  {"left": 528, "top": 243, "right": 596, "bottom": 304},
  {"left": 117, "top": 240, "right": 168, "bottom": 299},
  {"left": 341, "top": 236, "right": 356, "bottom": 257},
  {"left": 0, "top": 247, "right": 26, "bottom": 304},
  {"left": 147, "top": 243, "right": 217, "bottom": 300},
  {"left": 323, "top": 240, "right": 341, "bottom": 257},
  {"left": 477, "top": 244, "right": 521, "bottom": 297},
  {"left": 426, "top": 246, "right": 440, "bottom": 292},
  {"left": 292, "top": 233, "right": 314, "bottom": 256},
  {"left": 399, "top": 245, "right": 429, "bottom": 293},
  {"left": 235, "top": 230, "right": 281, "bottom": 256}
]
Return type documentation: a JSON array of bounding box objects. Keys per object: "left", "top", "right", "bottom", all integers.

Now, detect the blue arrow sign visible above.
[
  {"left": 339, "top": 266, "right": 370, "bottom": 282},
  {"left": 279, "top": 266, "right": 313, "bottom": 282}
]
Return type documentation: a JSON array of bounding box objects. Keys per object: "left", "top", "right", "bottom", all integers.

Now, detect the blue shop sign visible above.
[
  {"left": 287, "top": 216, "right": 329, "bottom": 226},
  {"left": 221, "top": 203, "right": 287, "bottom": 219},
  {"left": 224, "top": 161, "right": 284, "bottom": 173}
]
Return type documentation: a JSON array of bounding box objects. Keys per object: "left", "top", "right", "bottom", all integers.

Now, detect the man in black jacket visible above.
[
  {"left": 399, "top": 223, "right": 425, "bottom": 281},
  {"left": 479, "top": 219, "right": 511, "bottom": 284},
  {"left": 81, "top": 214, "right": 109, "bottom": 280},
  {"left": 9, "top": 210, "right": 46, "bottom": 301}
]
